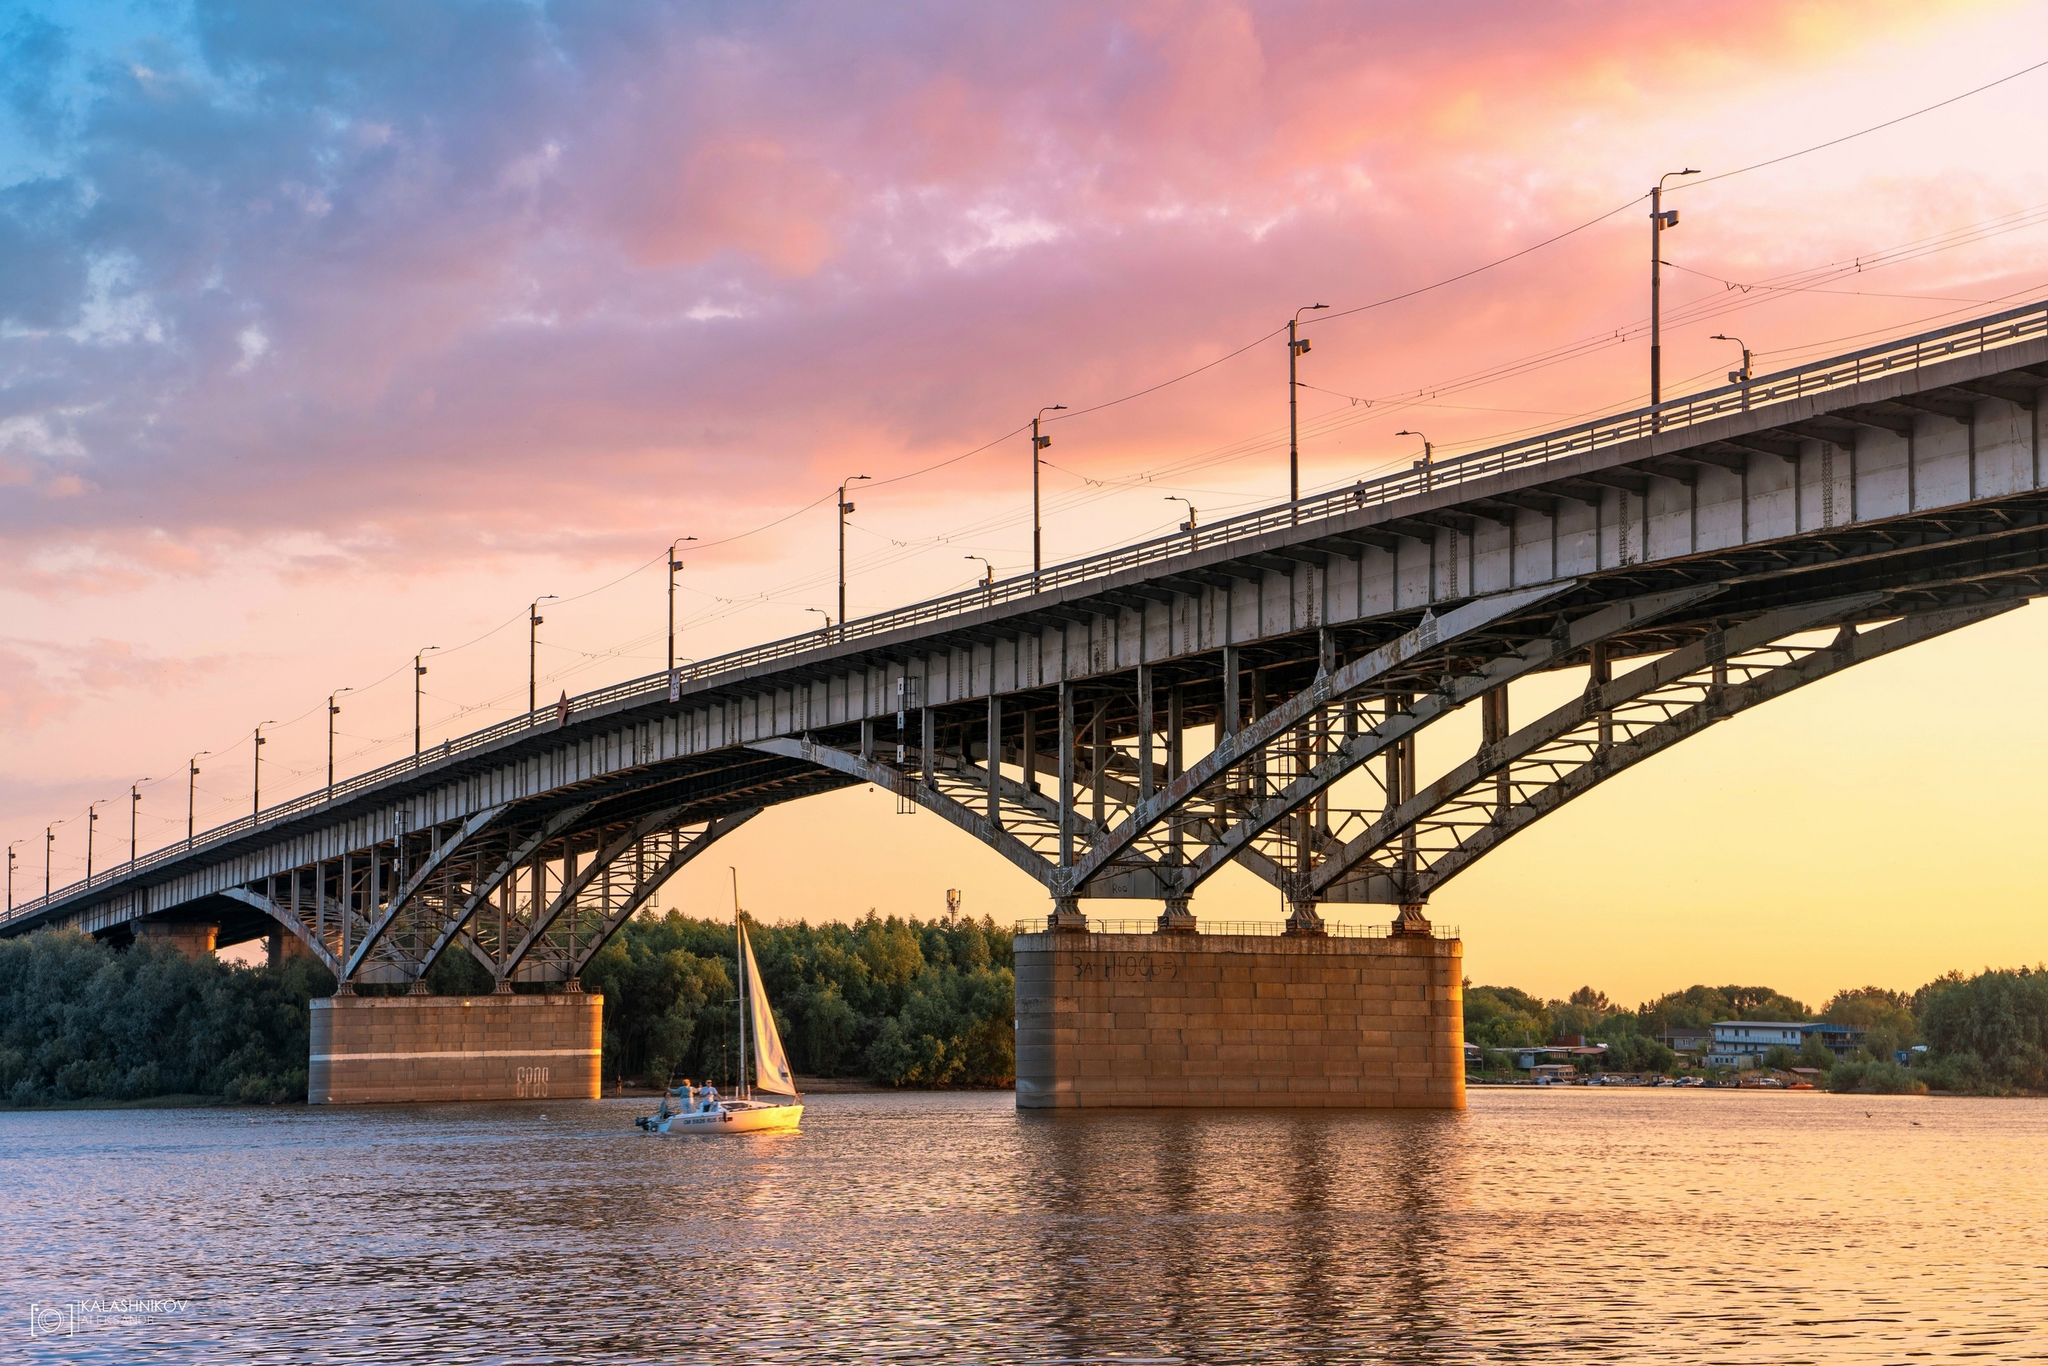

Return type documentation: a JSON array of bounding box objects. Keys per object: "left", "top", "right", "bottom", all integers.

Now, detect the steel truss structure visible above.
[
  {"left": 8, "top": 300, "right": 2047, "bottom": 969},
  {"left": 754, "top": 582, "right": 2021, "bottom": 936}
]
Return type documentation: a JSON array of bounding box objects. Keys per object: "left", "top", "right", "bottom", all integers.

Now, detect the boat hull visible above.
[{"left": 648, "top": 1101, "right": 803, "bottom": 1136}]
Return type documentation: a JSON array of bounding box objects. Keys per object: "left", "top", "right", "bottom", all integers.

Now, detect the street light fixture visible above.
[
  {"left": 836, "top": 478, "right": 870, "bottom": 644},
  {"left": 1710, "top": 332, "right": 1754, "bottom": 379},
  {"left": 1396, "top": 429, "right": 1435, "bottom": 490},
  {"left": 804, "top": 607, "right": 831, "bottom": 643},
  {"left": 1288, "top": 303, "right": 1329, "bottom": 513},
  {"left": 667, "top": 538, "right": 697, "bottom": 676},
  {"left": 529, "top": 597, "right": 556, "bottom": 725},
  {"left": 85, "top": 801, "right": 103, "bottom": 883},
  {"left": 253, "top": 721, "right": 275, "bottom": 816},
  {"left": 5, "top": 843, "right": 15, "bottom": 913},
  {"left": 412, "top": 649, "right": 439, "bottom": 759},
  {"left": 45, "top": 821, "right": 58, "bottom": 898},
  {"left": 130, "top": 781, "right": 146, "bottom": 866},
  {"left": 187, "top": 751, "right": 209, "bottom": 849},
  {"left": 1166, "top": 495, "right": 1200, "bottom": 551},
  {"left": 327, "top": 687, "right": 353, "bottom": 792},
  {"left": 964, "top": 555, "right": 995, "bottom": 605},
  {"left": 1030, "top": 405, "right": 1066, "bottom": 587},
  {"left": 1650, "top": 167, "right": 1700, "bottom": 418}
]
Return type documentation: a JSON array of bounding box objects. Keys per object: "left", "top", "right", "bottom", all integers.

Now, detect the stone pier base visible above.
[
  {"left": 135, "top": 920, "right": 217, "bottom": 959},
  {"left": 309, "top": 993, "right": 603, "bottom": 1104},
  {"left": 1015, "top": 931, "right": 1463, "bottom": 1109}
]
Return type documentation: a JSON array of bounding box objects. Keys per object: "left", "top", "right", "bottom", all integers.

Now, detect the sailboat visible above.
[{"left": 637, "top": 907, "right": 803, "bottom": 1136}]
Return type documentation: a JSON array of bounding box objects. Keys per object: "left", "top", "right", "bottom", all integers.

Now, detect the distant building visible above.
[
  {"left": 1706, "top": 1021, "right": 1804, "bottom": 1068},
  {"left": 1706, "top": 1020, "right": 1868, "bottom": 1068},
  {"left": 1660, "top": 1027, "right": 1711, "bottom": 1055},
  {"left": 1511, "top": 1043, "right": 1607, "bottom": 1070},
  {"left": 1802, "top": 1023, "right": 1867, "bottom": 1059}
]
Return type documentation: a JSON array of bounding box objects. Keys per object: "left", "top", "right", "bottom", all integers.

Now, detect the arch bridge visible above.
[{"left": 6, "top": 301, "right": 2046, "bottom": 988}]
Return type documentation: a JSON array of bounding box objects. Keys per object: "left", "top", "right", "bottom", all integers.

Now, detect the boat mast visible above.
[{"left": 731, "top": 865, "right": 747, "bottom": 1101}]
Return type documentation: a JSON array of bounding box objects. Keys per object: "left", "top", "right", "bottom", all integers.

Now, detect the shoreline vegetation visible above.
[
  {"left": 1464, "top": 973, "right": 2048, "bottom": 1096},
  {"left": 0, "top": 912, "right": 1014, "bottom": 1107},
  {"left": 2, "top": 923, "right": 2039, "bottom": 1106}
]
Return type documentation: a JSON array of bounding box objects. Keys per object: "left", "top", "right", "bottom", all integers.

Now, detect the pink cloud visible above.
[{"left": 0, "top": 0, "right": 2034, "bottom": 602}]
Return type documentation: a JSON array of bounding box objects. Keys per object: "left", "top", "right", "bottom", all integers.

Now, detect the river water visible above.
[{"left": 2, "top": 1089, "right": 2043, "bottom": 1364}]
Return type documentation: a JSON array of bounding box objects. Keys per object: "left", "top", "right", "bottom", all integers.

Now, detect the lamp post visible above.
[
  {"left": 1650, "top": 168, "right": 1700, "bottom": 418},
  {"left": 667, "top": 539, "right": 696, "bottom": 675},
  {"left": 1288, "top": 303, "right": 1329, "bottom": 512},
  {"left": 85, "top": 803, "right": 100, "bottom": 883},
  {"left": 130, "top": 782, "right": 144, "bottom": 866},
  {"left": 253, "top": 722, "right": 275, "bottom": 817},
  {"left": 836, "top": 478, "right": 869, "bottom": 642},
  {"left": 187, "top": 751, "right": 209, "bottom": 849},
  {"left": 805, "top": 607, "right": 831, "bottom": 643},
  {"left": 1396, "top": 429, "right": 1434, "bottom": 490},
  {"left": 6, "top": 843, "right": 14, "bottom": 913},
  {"left": 1166, "top": 495, "right": 1199, "bottom": 550},
  {"left": 327, "top": 688, "right": 352, "bottom": 792},
  {"left": 529, "top": 597, "right": 556, "bottom": 725},
  {"left": 45, "top": 823, "right": 55, "bottom": 897},
  {"left": 1711, "top": 333, "right": 1754, "bottom": 409},
  {"left": 413, "top": 650, "right": 439, "bottom": 758},
  {"left": 1030, "top": 405, "right": 1066, "bottom": 587},
  {"left": 964, "top": 555, "right": 995, "bottom": 605}
]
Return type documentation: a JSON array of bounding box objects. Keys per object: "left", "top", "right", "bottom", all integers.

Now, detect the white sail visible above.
[{"left": 741, "top": 923, "right": 798, "bottom": 1096}]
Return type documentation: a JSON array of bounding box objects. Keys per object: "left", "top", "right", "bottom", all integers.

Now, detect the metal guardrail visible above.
[
  {"left": 9, "top": 299, "right": 2045, "bottom": 928},
  {"left": 1013, "top": 919, "right": 1459, "bottom": 939}
]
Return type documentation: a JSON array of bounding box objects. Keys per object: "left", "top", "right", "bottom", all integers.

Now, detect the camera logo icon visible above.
[{"left": 29, "top": 1303, "right": 75, "bottom": 1338}]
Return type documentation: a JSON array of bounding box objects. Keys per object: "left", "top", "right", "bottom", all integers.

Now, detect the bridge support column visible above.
[
  {"left": 1048, "top": 896, "right": 1088, "bottom": 932},
  {"left": 266, "top": 931, "right": 315, "bottom": 967},
  {"left": 1156, "top": 897, "right": 1197, "bottom": 934},
  {"left": 309, "top": 991, "right": 602, "bottom": 1104},
  {"left": 1284, "top": 900, "right": 1326, "bottom": 937},
  {"left": 1016, "top": 928, "right": 1463, "bottom": 1109},
  {"left": 135, "top": 920, "right": 216, "bottom": 959},
  {"left": 1391, "top": 903, "right": 1433, "bottom": 938}
]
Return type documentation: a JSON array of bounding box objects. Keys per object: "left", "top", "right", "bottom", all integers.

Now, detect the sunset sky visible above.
[{"left": 4, "top": 0, "right": 2046, "bottom": 1005}]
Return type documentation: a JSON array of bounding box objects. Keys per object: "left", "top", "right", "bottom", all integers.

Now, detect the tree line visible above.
[
  {"left": 1463, "top": 970, "right": 2048, "bottom": 1094},
  {"left": 577, "top": 911, "right": 1016, "bottom": 1090},
  {"left": 0, "top": 910, "right": 1015, "bottom": 1105},
  {"left": 0, "top": 931, "right": 327, "bottom": 1105}
]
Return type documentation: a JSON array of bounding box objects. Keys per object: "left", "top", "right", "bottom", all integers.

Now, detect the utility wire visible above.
[{"left": 1673, "top": 56, "right": 2048, "bottom": 192}]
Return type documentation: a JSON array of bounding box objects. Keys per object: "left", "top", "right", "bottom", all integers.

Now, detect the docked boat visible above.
[{"left": 637, "top": 915, "right": 802, "bottom": 1136}]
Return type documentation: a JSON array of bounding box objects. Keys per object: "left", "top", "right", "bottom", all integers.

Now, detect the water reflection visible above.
[
  {"left": 1016, "top": 1109, "right": 1471, "bottom": 1364},
  {"left": 2, "top": 1092, "right": 2045, "bottom": 1363}
]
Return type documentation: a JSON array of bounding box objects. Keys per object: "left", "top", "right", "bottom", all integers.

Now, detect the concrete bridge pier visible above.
[
  {"left": 1016, "top": 926, "right": 1464, "bottom": 1109},
  {"left": 309, "top": 991, "right": 602, "bottom": 1104},
  {"left": 134, "top": 919, "right": 216, "bottom": 959}
]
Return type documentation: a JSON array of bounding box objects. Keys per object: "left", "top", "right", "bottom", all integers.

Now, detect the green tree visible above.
[
  {"left": 1796, "top": 1031, "right": 1836, "bottom": 1071},
  {"left": 1918, "top": 967, "right": 2048, "bottom": 1092},
  {"left": 1822, "top": 985, "right": 1918, "bottom": 1061},
  {"left": 1463, "top": 984, "right": 1550, "bottom": 1047}
]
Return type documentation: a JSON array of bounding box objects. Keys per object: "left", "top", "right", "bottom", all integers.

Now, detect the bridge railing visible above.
[{"left": 8, "top": 299, "right": 2044, "bottom": 927}]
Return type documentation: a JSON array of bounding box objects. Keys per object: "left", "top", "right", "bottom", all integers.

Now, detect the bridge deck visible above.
[{"left": 8, "top": 300, "right": 2045, "bottom": 973}]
